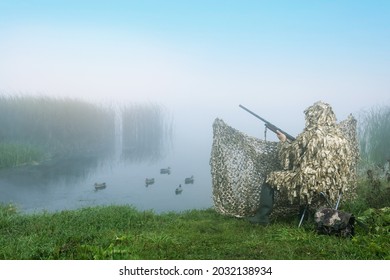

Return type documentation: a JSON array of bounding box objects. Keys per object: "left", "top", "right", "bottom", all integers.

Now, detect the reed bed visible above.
[
  {"left": 0, "top": 94, "right": 173, "bottom": 168},
  {"left": 121, "top": 103, "right": 173, "bottom": 161},
  {"left": 358, "top": 104, "right": 390, "bottom": 167},
  {"left": 0, "top": 95, "right": 115, "bottom": 160}
]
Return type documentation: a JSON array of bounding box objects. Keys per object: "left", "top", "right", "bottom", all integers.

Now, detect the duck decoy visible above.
[
  {"left": 175, "top": 184, "right": 183, "bottom": 195},
  {"left": 160, "top": 167, "right": 171, "bottom": 175},
  {"left": 145, "top": 178, "right": 155, "bottom": 187},
  {"left": 184, "top": 175, "right": 194, "bottom": 184},
  {"left": 94, "top": 182, "right": 106, "bottom": 190}
]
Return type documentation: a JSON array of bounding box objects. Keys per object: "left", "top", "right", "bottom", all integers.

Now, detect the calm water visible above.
[{"left": 0, "top": 118, "right": 214, "bottom": 214}]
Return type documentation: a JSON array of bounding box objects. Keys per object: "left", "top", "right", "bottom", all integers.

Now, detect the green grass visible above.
[
  {"left": 343, "top": 177, "right": 390, "bottom": 215},
  {"left": 0, "top": 202, "right": 388, "bottom": 260}
]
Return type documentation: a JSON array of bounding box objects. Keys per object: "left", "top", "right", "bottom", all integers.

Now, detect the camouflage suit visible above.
[
  {"left": 266, "top": 101, "right": 356, "bottom": 208},
  {"left": 210, "top": 102, "right": 357, "bottom": 225}
]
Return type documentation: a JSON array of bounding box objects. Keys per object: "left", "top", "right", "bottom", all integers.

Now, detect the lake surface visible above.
[{"left": 0, "top": 116, "right": 215, "bottom": 214}]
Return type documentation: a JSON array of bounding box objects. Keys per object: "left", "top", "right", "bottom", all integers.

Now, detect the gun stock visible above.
[{"left": 239, "top": 104, "right": 296, "bottom": 142}]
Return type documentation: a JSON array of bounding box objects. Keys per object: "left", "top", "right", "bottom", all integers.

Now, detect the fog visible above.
[
  {"left": 1, "top": 1, "right": 389, "bottom": 213},
  {"left": 1, "top": 26, "right": 388, "bottom": 141}
]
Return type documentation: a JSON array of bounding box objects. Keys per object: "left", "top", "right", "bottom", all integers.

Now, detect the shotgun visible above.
[{"left": 239, "top": 104, "right": 296, "bottom": 142}]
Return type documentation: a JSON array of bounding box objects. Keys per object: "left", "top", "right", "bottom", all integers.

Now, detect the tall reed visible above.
[
  {"left": 0, "top": 95, "right": 115, "bottom": 159},
  {"left": 358, "top": 104, "right": 390, "bottom": 167},
  {"left": 121, "top": 103, "right": 173, "bottom": 161}
]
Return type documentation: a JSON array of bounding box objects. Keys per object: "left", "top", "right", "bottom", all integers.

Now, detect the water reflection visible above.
[{"left": 0, "top": 156, "right": 104, "bottom": 187}]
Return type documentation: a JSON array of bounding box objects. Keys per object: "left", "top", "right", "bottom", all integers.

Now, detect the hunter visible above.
[{"left": 249, "top": 101, "right": 355, "bottom": 225}]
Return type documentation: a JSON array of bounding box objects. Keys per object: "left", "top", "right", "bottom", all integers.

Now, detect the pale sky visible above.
[{"left": 0, "top": 0, "right": 389, "bottom": 137}]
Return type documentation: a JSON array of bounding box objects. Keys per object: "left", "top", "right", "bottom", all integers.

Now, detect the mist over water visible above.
[{"left": 0, "top": 96, "right": 215, "bottom": 214}]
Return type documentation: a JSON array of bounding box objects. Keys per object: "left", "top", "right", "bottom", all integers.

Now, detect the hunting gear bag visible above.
[{"left": 314, "top": 208, "right": 355, "bottom": 237}]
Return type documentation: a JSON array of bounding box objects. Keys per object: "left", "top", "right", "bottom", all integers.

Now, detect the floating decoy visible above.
[
  {"left": 175, "top": 184, "right": 183, "bottom": 195},
  {"left": 145, "top": 178, "right": 155, "bottom": 187},
  {"left": 160, "top": 167, "right": 171, "bottom": 175},
  {"left": 94, "top": 182, "right": 106, "bottom": 190},
  {"left": 185, "top": 175, "right": 194, "bottom": 184}
]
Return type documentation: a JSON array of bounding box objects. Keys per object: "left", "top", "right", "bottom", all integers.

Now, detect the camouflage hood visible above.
[{"left": 304, "top": 101, "right": 337, "bottom": 128}]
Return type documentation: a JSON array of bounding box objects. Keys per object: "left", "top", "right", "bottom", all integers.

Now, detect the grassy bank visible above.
[{"left": 0, "top": 201, "right": 388, "bottom": 260}]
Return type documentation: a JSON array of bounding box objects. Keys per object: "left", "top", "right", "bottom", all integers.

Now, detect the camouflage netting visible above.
[
  {"left": 210, "top": 118, "right": 280, "bottom": 217},
  {"left": 210, "top": 101, "right": 359, "bottom": 218}
]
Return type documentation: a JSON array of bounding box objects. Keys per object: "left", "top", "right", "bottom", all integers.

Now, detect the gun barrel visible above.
[
  {"left": 238, "top": 104, "right": 268, "bottom": 124},
  {"left": 239, "top": 104, "right": 296, "bottom": 141}
]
